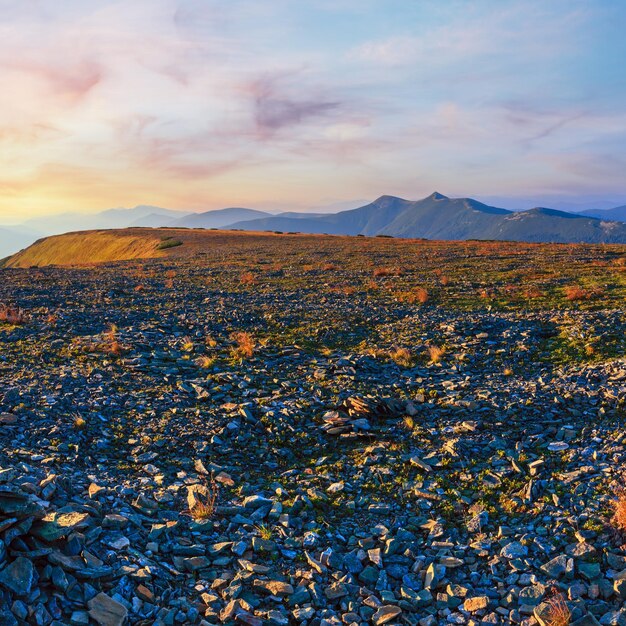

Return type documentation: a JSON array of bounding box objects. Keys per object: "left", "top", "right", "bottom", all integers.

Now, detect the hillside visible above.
[
  {"left": 491, "top": 207, "right": 626, "bottom": 242},
  {"left": 230, "top": 192, "right": 626, "bottom": 243},
  {"left": 2, "top": 227, "right": 292, "bottom": 268},
  {"left": 4, "top": 230, "right": 170, "bottom": 268}
]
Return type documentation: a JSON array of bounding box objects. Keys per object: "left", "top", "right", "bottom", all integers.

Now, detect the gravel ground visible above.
[{"left": 1, "top": 235, "right": 626, "bottom": 626}]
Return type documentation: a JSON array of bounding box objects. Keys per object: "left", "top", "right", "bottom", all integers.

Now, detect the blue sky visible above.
[{"left": 0, "top": 0, "right": 625, "bottom": 219}]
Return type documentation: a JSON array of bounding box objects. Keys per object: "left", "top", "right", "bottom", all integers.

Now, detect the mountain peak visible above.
[
  {"left": 373, "top": 194, "right": 403, "bottom": 203},
  {"left": 428, "top": 191, "right": 449, "bottom": 201}
]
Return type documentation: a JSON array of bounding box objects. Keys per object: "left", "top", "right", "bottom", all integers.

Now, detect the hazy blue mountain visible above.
[
  {"left": 230, "top": 215, "right": 340, "bottom": 234},
  {"left": 579, "top": 205, "right": 626, "bottom": 222},
  {"left": 231, "top": 195, "right": 417, "bottom": 235},
  {"left": 227, "top": 192, "right": 626, "bottom": 243},
  {"left": 24, "top": 205, "right": 187, "bottom": 235},
  {"left": 0, "top": 226, "right": 40, "bottom": 259},
  {"left": 171, "top": 208, "right": 271, "bottom": 229}
]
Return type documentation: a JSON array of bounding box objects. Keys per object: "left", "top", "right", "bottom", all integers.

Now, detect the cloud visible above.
[
  {"left": 351, "top": 3, "right": 586, "bottom": 68},
  {"left": 0, "top": 0, "right": 623, "bottom": 218},
  {"left": 246, "top": 75, "right": 341, "bottom": 136},
  {"left": 4, "top": 58, "right": 103, "bottom": 101}
]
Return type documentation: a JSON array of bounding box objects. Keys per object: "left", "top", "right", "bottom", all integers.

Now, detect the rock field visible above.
[{"left": 2, "top": 233, "right": 626, "bottom": 625}]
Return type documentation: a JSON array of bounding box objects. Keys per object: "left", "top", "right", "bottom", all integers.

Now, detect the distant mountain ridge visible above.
[
  {"left": 171, "top": 207, "right": 271, "bottom": 229},
  {"left": 4, "top": 193, "right": 626, "bottom": 259},
  {"left": 579, "top": 205, "right": 626, "bottom": 222},
  {"left": 228, "top": 192, "right": 626, "bottom": 243}
]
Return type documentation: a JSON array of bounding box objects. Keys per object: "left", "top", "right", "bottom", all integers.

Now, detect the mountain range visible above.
[
  {"left": 226, "top": 193, "right": 626, "bottom": 243},
  {"left": 3, "top": 193, "right": 626, "bottom": 258}
]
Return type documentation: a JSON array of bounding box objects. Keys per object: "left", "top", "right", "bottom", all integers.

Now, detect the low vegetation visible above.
[
  {"left": 230, "top": 331, "right": 255, "bottom": 360},
  {"left": 156, "top": 237, "right": 183, "bottom": 250}
]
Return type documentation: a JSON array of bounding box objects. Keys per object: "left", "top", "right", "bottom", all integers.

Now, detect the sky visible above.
[{"left": 1, "top": 0, "right": 625, "bottom": 221}]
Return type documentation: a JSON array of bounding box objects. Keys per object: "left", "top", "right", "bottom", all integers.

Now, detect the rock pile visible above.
[{"left": 321, "top": 396, "right": 410, "bottom": 435}]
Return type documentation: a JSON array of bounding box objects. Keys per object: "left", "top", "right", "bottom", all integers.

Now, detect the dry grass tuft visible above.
[
  {"left": 563, "top": 285, "right": 603, "bottom": 301},
  {"left": 542, "top": 592, "right": 571, "bottom": 626},
  {"left": 0, "top": 304, "right": 28, "bottom": 325},
  {"left": 240, "top": 271, "right": 257, "bottom": 285},
  {"left": 187, "top": 478, "right": 219, "bottom": 521},
  {"left": 196, "top": 355, "right": 217, "bottom": 369},
  {"left": 403, "top": 415, "right": 415, "bottom": 430},
  {"left": 373, "top": 266, "right": 403, "bottom": 278},
  {"left": 255, "top": 524, "right": 272, "bottom": 540},
  {"left": 427, "top": 344, "right": 445, "bottom": 363},
  {"left": 613, "top": 488, "right": 626, "bottom": 532},
  {"left": 103, "top": 324, "right": 124, "bottom": 356},
  {"left": 230, "top": 331, "right": 255, "bottom": 360},
  {"left": 389, "top": 346, "right": 413, "bottom": 367}
]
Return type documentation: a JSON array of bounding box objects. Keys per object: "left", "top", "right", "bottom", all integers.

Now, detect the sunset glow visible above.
[{"left": 1, "top": 1, "right": 625, "bottom": 220}]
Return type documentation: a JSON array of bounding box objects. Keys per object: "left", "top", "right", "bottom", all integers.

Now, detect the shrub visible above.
[
  {"left": 524, "top": 287, "right": 544, "bottom": 299},
  {"left": 564, "top": 285, "right": 590, "bottom": 301},
  {"left": 157, "top": 238, "right": 183, "bottom": 250},
  {"left": 330, "top": 285, "right": 356, "bottom": 295},
  {"left": 396, "top": 288, "right": 429, "bottom": 304},
  {"left": 103, "top": 324, "right": 124, "bottom": 356}
]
